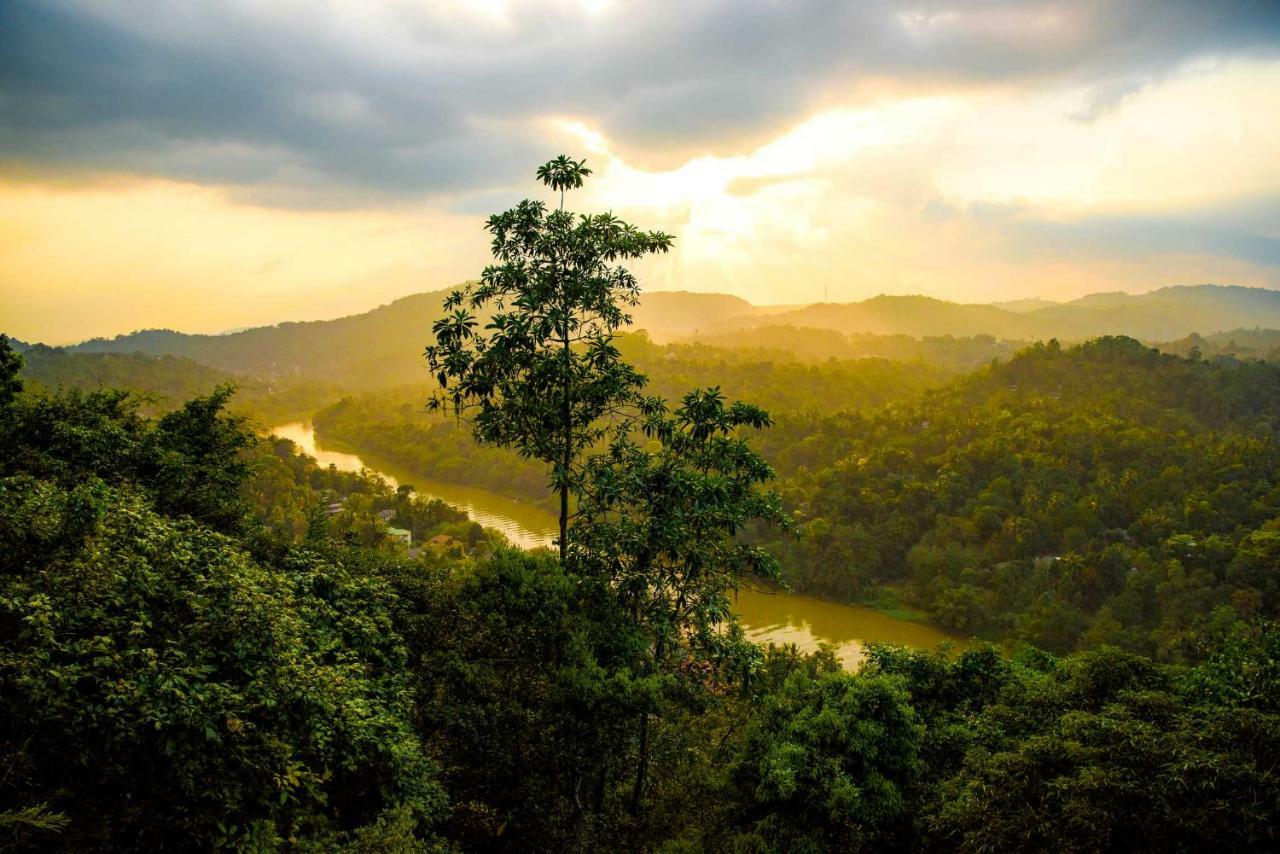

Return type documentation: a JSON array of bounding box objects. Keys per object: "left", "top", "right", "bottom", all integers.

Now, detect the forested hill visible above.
[
  {"left": 6, "top": 335, "right": 1280, "bottom": 850},
  {"left": 70, "top": 289, "right": 459, "bottom": 386},
  {"left": 65, "top": 290, "right": 762, "bottom": 387},
  {"left": 16, "top": 344, "right": 342, "bottom": 424},
  {"left": 51, "top": 284, "right": 1280, "bottom": 386},
  {"left": 702, "top": 284, "right": 1280, "bottom": 342},
  {"left": 769, "top": 336, "right": 1280, "bottom": 657},
  {"left": 1027, "top": 285, "right": 1280, "bottom": 340}
]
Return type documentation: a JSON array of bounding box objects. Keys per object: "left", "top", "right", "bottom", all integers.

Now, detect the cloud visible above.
[
  {"left": 2, "top": 0, "right": 1278, "bottom": 206},
  {"left": 1003, "top": 195, "right": 1280, "bottom": 267}
]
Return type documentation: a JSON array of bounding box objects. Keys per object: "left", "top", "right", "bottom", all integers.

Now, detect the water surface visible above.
[
  {"left": 271, "top": 421, "right": 555, "bottom": 549},
  {"left": 732, "top": 585, "right": 961, "bottom": 668},
  {"left": 270, "top": 421, "right": 963, "bottom": 666}
]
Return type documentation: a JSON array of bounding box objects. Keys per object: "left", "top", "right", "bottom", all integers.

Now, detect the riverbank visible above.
[{"left": 271, "top": 420, "right": 969, "bottom": 666}]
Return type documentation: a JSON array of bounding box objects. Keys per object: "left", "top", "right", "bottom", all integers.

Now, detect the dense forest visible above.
[
  {"left": 15, "top": 343, "right": 342, "bottom": 424},
  {"left": 310, "top": 329, "right": 1280, "bottom": 662},
  {"left": 309, "top": 331, "right": 950, "bottom": 510},
  {"left": 3, "top": 334, "right": 1279, "bottom": 851},
  {"left": 6, "top": 155, "right": 1280, "bottom": 851},
  {"left": 766, "top": 337, "right": 1280, "bottom": 658}
]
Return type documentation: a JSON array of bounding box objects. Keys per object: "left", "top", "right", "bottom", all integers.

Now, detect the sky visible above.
[{"left": 2, "top": 1, "right": 1280, "bottom": 344}]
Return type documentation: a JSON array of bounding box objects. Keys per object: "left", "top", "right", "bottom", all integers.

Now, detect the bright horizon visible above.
[{"left": 3, "top": 1, "right": 1280, "bottom": 344}]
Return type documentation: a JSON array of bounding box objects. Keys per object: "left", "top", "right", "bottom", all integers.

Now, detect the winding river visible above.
[{"left": 272, "top": 421, "right": 965, "bottom": 668}]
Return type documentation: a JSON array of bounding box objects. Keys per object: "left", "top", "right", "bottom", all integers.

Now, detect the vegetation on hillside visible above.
[
  {"left": 6, "top": 153, "right": 1280, "bottom": 851},
  {"left": 17, "top": 343, "right": 342, "bottom": 423},
  {"left": 310, "top": 330, "right": 950, "bottom": 507},
  {"left": 768, "top": 337, "right": 1280, "bottom": 657},
  {"left": 57, "top": 281, "right": 1280, "bottom": 387},
  {"left": 4, "top": 344, "right": 1278, "bottom": 849}
]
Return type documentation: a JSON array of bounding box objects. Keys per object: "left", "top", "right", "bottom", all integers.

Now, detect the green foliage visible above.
[
  {"left": 771, "top": 337, "right": 1280, "bottom": 657},
  {"left": 687, "top": 325, "right": 1022, "bottom": 374},
  {"left": 17, "top": 343, "right": 342, "bottom": 422},
  {"left": 0, "top": 335, "right": 23, "bottom": 407},
  {"left": 146, "top": 385, "right": 254, "bottom": 532},
  {"left": 427, "top": 155, "right": 673, "bottom": 557},
  {"left": 729, "top": 670, "right": 923, "bottom": 852},
  {"left": 312, "top": 332, "right": 943, "bottom": 511},
  {"left": 389, "top": 549, "right": 644, "bottom": 850},
  {"left": 570, "top": 385, "right": 790, "bottom": 815},
  {"left": 921, "top": 644, "right": 1280, "bottom": 852},
  {"left": 0, "top": 381, "right": 445, "bottom": 850},
  {"left": 0, "top": 803, "right": 70, "bottom": 851},
  {"left": 575, "top": 388, "right": 788, "bottom": 668}
]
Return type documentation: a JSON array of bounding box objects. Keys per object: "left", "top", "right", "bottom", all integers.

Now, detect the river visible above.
[{"left": 271, "top": 421, "right": 964, "bottom": 668}]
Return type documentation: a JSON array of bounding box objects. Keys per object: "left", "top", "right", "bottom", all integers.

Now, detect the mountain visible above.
[
  {"left": 55, "top": 284, "right": 1280, "bottom": 386},
  {"left": 694, "top": 285, "right": 1280, "bottom": 343},
  {"left": 71, "top": 290, "right": 455, "bottom": 385},
  {"left": 17, "top": 344, "right": 342, "bottom": 423},
  {"left": 703, "top": 295, "right": 1046, "bottom": 339},
  {"left": 991, "top": 297, "right": 1059, "bottom": 313},
  {"left": 1019, "top": 285, "right": 1280, "bottom": 340},
  {"left": 627, "top": 290, "right": 760, "bottom": 338},
  {"left": 67, "top": 289, "right": 759, "bottom": 387}
]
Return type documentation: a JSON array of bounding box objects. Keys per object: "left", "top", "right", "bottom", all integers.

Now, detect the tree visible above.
[
  {"left": 0, "top": 384, "right": 445, "bottom": 850},
  {"left": 572, "top": 387, "right": 790, "bottom": 812},
  {"left": 0, "top": 335, "right": 22, "bottom": 409},
  {"left": 730, "top": 670, "right": 923, "bottom": 852},
  {"left": 145, "top": 384, "right": 254, "bottom": 533},
  {"left": 393, "top": 548, "right": 643, "bottom": 850},
  {"left": 426, "top": 156, "right": 673, "bottom": 560}
]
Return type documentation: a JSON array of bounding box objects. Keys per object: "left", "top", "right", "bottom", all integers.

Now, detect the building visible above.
[{"left": 386, "top": 527, "right": 412, "bottom": 548}]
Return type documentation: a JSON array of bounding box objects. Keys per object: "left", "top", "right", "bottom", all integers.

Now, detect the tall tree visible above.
[
  {"left": 427, "top": 156, "right": 673, "bottom": 560},
  {"left": 572, "top": 387, "right": 790, "bottom": 812}
]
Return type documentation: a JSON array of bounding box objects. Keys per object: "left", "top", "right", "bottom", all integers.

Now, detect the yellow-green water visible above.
[
  {"left": 732, "top": 585, "right": 962, "bottom": 668},
  {"left": 272, "top": 421, "right": 556, "bottom": 549},
  {"left": 271, "top": 421, "right": 965, "bottom": 667}
]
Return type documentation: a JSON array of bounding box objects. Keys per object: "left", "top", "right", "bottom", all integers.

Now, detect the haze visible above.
[{"left": 3, "top": 0, "right": 1280, "bottom": 344}]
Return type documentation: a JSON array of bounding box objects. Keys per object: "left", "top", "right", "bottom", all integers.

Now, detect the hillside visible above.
[
  {"left": 49, "top": 284, "right": 1280, "bottom": 389},
  {"left": 70, "top": 290, "right": 459, "bottom": 387},
  {"left": 708, "top": 295, "right": 1046, "bottom": 339},
  {"left": 1021, "top": 285, "right": 1280, "bottom": 340},
  {"left": 767, "top": 336, "right": 1280, "bottom": 655},
  {"left": 17, "top": 344, "right": 342, "bottom": 423},
  {"left": 308, "top": 331, "right": 952, "bottom": 504},
  {"left": 67, "top": 289, "right": 763, "bottom": 386},
  {"left": 1159, "top": 328, "right": 1280, "bottom": 361},
  {"left": 702, "top": 285, "right": 1280, "bottom": 342}
]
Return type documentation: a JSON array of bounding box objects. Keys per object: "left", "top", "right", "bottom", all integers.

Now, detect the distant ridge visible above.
[
  {"left": 702, "top": 284, "right": 1280, "bottom": 342},
  {"left": 991, "top": 298, "right": 1058, "bottom": 314},
  {"left": 67, "top": 289, "right": 763, "bottom": 386},
  {"left": 56, "top": 283, "right": 1280, "bottom": 385}
]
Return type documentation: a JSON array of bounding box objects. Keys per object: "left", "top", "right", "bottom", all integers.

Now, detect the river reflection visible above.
[
  {"left": 270, "top": 421, "right": 964, "bottom": 667},
  {"left": 270, "top": 422, "right": 556, "bottom": 550},
  {"left": 733, "top": 585, "right": 963, "bottom": 669}
]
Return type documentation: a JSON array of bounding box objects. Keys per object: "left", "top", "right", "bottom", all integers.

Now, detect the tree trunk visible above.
[
  {"left": 630, "top": 711, "right": 649, "bottom": 815},
  {"left": 631, "top": 634, "right": 664, "bottom": 815},
  {"left": 560, "top": 331, "right": 571, "bottom": 564},
  {"left": 559, "top": 481, "right": 569, "bottom": 563}
]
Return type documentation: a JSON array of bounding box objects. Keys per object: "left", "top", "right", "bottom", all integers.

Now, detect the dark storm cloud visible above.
[{"left": 2, "top": 0, "right": 1278, "bottom": 206}]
